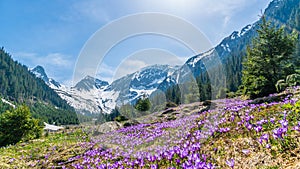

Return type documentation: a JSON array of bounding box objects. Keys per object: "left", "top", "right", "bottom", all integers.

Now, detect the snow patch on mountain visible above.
[
  {"left": 129, "top": 88, "right": 157, "bottom": 100},
  {"left": 1, "top": 98, "right": 16, "bottom": 108},
  {"left": 221, "top": 43, "right": 231, "bottom": 52},
  {"left": 230, "top": 31, "right": 239, "bottom": 40},
  {"left": 98, "top": 90, "right": 120, "bottom": 114},
  {"left": 187, "top": 49, "right": 215, "bottom": 67},
  {"left": 240, "top": 24, "right": 253, "bottom": 36}
]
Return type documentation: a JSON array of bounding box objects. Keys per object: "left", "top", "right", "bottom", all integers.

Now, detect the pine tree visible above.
[
  {"left": 241, "top": 17, "right": 297, "bottom": 98},
  {"left": 135, "top": 96, "right": 151, "bottom": 112}
]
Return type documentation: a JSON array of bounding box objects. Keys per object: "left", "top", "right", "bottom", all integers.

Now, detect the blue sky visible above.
[{"left": 0, "top": 0, "right": 271, "bottom": 85}]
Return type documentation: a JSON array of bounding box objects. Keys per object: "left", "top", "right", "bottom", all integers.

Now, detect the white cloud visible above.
[
  {"left": 12, "top": 52, "right": 74, "bottom": 83},
  {"left": 14, "top": 52, "right": 73, "bottom": 67},
  {"left": 132, "top": 0, "right": 266, "bottom": 45},
  {"left": 136, "top": 0, "right": 250, "bottom": 17}
]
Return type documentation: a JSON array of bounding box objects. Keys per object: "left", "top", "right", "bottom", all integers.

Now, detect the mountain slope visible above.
[
  {"left": 107, "top": 64, "right": 179, "bottom": 105},
  {"left": 161, "top": 0, "right": 300, "bottom": 102},
  {"left": 31, "top": 66, "right": 109, "bottom": 116},
  {"left": 57, "top": 76, "right": 110, "bottom": 115},
  {"left": 0, "top": 48, "right": 78, "bottom": 124}
]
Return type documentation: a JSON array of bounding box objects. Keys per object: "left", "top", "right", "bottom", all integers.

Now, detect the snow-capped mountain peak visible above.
[
  {"left": 74, "top": 75, "right": 109, "bottom": 91},
  {"left": 31, "top": 65, "right": 49, "bottom": 82},
  {"left": 31, "top": 65, "right": 62, "bottom": 89},
  {"left": 108, "top": 64, "right": 179, "bottom": 106}
]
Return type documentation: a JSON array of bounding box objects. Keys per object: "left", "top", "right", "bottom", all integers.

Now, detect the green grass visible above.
[{"left": 0, "top": 128, "right": 90, "bottom": 168}]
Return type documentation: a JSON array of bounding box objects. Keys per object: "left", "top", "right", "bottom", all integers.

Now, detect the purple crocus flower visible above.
[
  {"left": 293, "top": 125, "right": 300, "bottom": 132},
  {"left": 273, "top": 128, "right": 285, "bottom": 139},
  {"left": 150, "top": 164, "right": 158, "bottom": 169},
  {"left": 226, "top": 159, "right": 235, "bottom": 168},
  {"left": 261, "top": 133, "right": 269, "bottom": 141},
  {"left": 259, "top": 134, "right": 269, "bottom": 144},
  {"left": 245, "top": 116, "right": 251, "bottom": 122},
  {"left": 246, "top": 123, "right": 253, "bottom": 130},
  {"left": 237, "top": 121, "right": 243, "bottom": 126},
  {"left": 270, "top": 118, "right": 275, "bottom": 124},
  {"left": 230, "top": 115, "right": 235, "bottom": 122},
  {"left": 279, "top": 119, "right": 288, "bottom": 128},
  {"left": 254, "top": 126, "right": 262, "bottom": 133},
  {"left": 242, "top": 149, "right": 249, "bottom": 155}
]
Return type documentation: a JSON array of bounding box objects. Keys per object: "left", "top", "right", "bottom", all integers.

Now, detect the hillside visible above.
[
  {"left": 0, "top": 48, "right": 78, "bottom": 125},
  {"left": 162, "top": 0, "right": 300, "bottom": 102},
  {"left": 1, "top": 86, "right": 300, "bottom": 168}
]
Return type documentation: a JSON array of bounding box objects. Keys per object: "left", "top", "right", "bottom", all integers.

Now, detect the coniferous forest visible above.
[{"left": 0, "top": 48, "right": 78, "bottom": 125}]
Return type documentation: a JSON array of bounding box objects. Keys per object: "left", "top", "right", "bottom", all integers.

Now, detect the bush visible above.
[
  {"left": 276, "top": 79, "right": 288, "bottom": 92},
  {"left": 226, "top": 92, "right": 236, "bottom": 98},
  {"left": 276, "top": 74, "right": 300, "bottom": 92},
  {"left": 114, "top": 115, "right": 128, "bottom": 122},
  {"left": 0, "top": 106, "right": 42, "bottom": 147},
  {"left": 286, "top": 74, "right": 300, "bottom": 86}
]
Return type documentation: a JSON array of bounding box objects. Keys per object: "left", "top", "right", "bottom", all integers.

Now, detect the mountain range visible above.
[
  {"left": 32, "top": 64, "right": 179, "bottom": 115},
  {"left": 28, "top": 0, "right": 300, "bottom": 121}
]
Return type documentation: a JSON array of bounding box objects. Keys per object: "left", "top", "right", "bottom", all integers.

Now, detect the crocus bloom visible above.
[
  {"left": 279, "top": 119, "right": 288, "bottom": 128},
  {"left": 270, "top": 118, "right": 275, "bottom": 124},
  {"left": 242, "top": 149, "right": 249, "bottom": 155},
  {"left": 226, "top": 159, "right": 235, "bottom": 168},
  {"left": 254, "top": 126, "right": 262, "bottom": 133},
  {"left": 273, "top": 128, "right": 285, "bottom": 139}
]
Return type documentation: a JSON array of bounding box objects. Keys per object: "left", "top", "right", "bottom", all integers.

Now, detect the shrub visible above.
[
  {"left": 276, "top": 79, "right": 288, "bottom": 92},
  {"left": 114, "top": 115, "right": 128, "bottom": 122},
  {"left": 0, "top": 106, "right": 42, "bottom": 147},
  {"left": 275, "top": 74, "right": 300, "bottom": 92},
  {"left": 286, "top": 74, "right": 300, "bottom": 86}
]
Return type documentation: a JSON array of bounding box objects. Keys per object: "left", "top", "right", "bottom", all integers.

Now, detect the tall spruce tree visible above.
[{"left": 241, "top": 17, "right": 297, "bottom": 98}]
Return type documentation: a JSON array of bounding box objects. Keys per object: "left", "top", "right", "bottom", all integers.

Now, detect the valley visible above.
[{"left": 0, "top": 0, "right": 300, "bottom": 168}]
